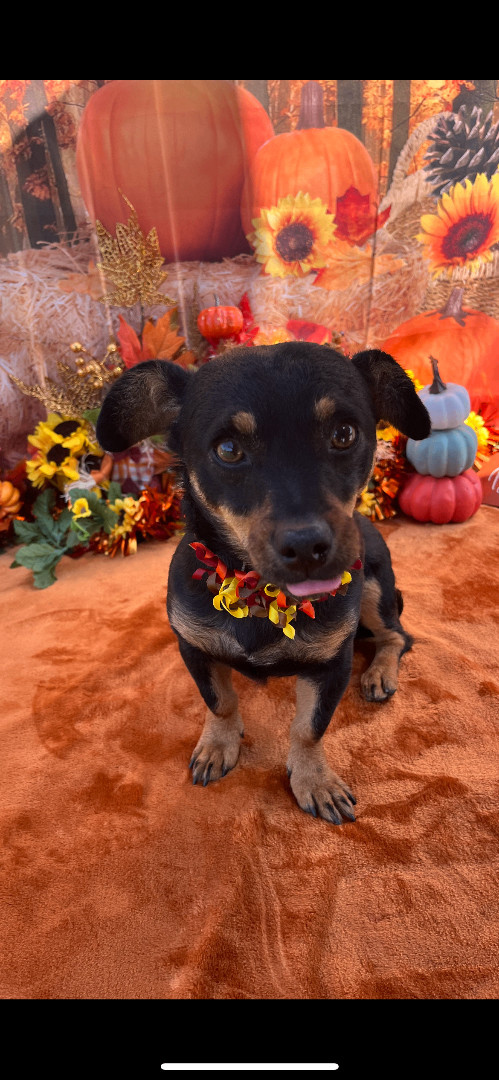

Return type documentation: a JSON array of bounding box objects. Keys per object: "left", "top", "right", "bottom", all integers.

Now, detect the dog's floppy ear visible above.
[
  {"left": 351, "top": 349, "right": 431, "bottom": 440},
  {"left": 96, "top": 359, "right": 190, "bottom": 452}
]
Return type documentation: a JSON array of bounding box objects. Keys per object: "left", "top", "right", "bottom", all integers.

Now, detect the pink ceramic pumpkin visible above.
[{"left": 399, "top": 469, "right": 482, "bottom": 524}]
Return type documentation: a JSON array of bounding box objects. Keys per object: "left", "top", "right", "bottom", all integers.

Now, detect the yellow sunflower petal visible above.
[
  {"left": 470, "top": 172, "right": 490, "bottom": 214},
  {"left": 420, "top": 214, "right": 448, "bottom": 237},
  {"left": 61, "top": 463, "right": 80, "bottom": 481},
  {"left": 451, "top": 179, "right": 472, "bottom": 216}
]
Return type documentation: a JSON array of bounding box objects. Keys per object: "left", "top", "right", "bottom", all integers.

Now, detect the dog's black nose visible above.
[{"left": 274, "top": 521, "right": 333, "bottom": 575}]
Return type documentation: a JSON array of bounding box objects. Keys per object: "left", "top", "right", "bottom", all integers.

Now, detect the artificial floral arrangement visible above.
[{"left": 2, "top": 196, "right": 498, "bottom": 588}]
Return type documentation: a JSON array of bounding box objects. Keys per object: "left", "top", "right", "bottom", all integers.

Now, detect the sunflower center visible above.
[
  {"left": 441, "top": 213, "right": 492, "bottom": 259},
  {"left": 47, "top": 444, "right": 70, "bottom": 466},
  {"left": 275, "top": 223, "right": 314, "bottom": 262},
  {"left": 54, "top": 420, "right": 80, "bottom": 437}
]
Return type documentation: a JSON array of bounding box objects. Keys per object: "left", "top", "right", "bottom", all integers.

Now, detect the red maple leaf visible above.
[
  {"left": 233, "top": 292, "right": 259, "bottom": 346},
  {"left": 286, "top": 319, "right": 332, "bottom": 344},
  {"left": 334, "top": 186, "right": 391, "bottom": 246}
]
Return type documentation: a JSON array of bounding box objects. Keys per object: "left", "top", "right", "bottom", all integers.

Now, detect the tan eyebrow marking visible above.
[
  {"left": 231, "top": 410, "right": 257, "bottom": 436},
  {"left": 314, "top": 396, "right": 336, "bottom": 422}
]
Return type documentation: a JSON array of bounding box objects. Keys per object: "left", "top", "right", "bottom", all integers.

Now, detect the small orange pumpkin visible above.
[
  {"left": 0, "top": 480, "right": 22, "bottom": 530},
  {"left": 241, "top": 80, "right": 379, "bottom": 238},
  {"left": 197, "top": 303, "right": 244, "bottom": 341},
  {"left": 382, "top": 287, "right": 499, "bottom": 408}
]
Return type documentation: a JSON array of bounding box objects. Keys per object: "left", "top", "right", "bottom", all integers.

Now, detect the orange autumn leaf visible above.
[
  {"left": 314, "top": 240, "right": 405, "bottom": 292},
  {"left": 142, "top": 309, "right": 187, "bottom": 361},
  {"left": 117, "top": 315, "right": 153, "bottom": 368},
  {"left": 57, "top": 260, "right": 106, "bottom": 300}
]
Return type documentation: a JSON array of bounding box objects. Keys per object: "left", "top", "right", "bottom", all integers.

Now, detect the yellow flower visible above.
[
  {"left": 357, "top": 490, "right": 376, "bottom": 516},
  {"left": 72, "top": 497, "right": 91, "bottom": 518},
  {"left": 108, "top": 495, "right": 142, "bottom": 540},
  {"left": 26, "top": 449, "right": 80, "bottom": 490},
  {"left": 26, "top": 414, "right": 102, "bottom": 491},
  {"left": 417, "top": 173, "right": 499, "bottom": 277},
  {"left": 248, "top": 191, "right": 336, "bottom": 278},
  {"left": 404, "top": 369, "right": 424, "bottom": 393},
  {"left": 27, "top": 412, "right": 68, "bottom": 454},
  {"left": 376, "top": 423, "right": 399, "bottom": 442},
  {"left": 28, "top": 414, "right": 98, "bottom": 456},
  {"left": 465, "top": 411, "right": 489, "bottom": 448}
]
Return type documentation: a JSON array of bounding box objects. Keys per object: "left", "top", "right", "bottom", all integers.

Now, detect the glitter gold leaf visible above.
[
  {"left": 96, "top": 193, "right": 175, "bottom": 308},
  {"left": 9, "top": 345, "right": 125, "bottom": 416}
]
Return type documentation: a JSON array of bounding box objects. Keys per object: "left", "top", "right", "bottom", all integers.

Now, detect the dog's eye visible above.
[
  {"left": 330, "top": 422, "right": 357, "bottom": 450},
  {"left": 214, "top": 438, "right": 245, "bottom": 464}
]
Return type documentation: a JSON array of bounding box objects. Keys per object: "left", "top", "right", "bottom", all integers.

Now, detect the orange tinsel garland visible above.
[{"left": 88, "top": 480, "right": 184, "bottom": 558}]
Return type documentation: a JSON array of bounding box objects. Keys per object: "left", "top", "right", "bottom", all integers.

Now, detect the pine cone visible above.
[{"left": 424, "top": 105, "right": 499, "bottom": 197}]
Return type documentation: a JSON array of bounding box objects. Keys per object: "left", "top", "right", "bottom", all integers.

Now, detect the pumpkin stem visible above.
[
  {"left": 428, "top": 355, "right": 447, "bottom": 395},
  {"left": 213, "top": 293, "right": 220, "bottom": 307},
  {"left": 439, "top": 286, "right": 466, "bottom": 326},
  {"left": 297, "top": 81, "right": 325, "bottom": 130}
]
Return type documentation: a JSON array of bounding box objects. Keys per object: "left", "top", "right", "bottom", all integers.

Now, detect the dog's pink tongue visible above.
[{"left": 287, "top": 576, "right": 342, "bottom": 597}]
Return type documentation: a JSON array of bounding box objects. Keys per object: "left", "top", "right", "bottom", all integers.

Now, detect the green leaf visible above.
[
  {"left": 13, "top": 519, "right": 41, "bottom": 544},
  {"left": 52, "top": 507, "right": 74, "bottom": 543},
  {"left": 106, "top": 481, "right": 123, "bottom": 504},
  {"left": 13, "top": 541, "right": 61, "bottom": 571},
  {"left": 33, "top": 562, "right": 60, "bottom": 589},
  {"left": 69, "top": 515, "right": 99, "bottom": 541},
  {"left": 82, "top": 407, "right": 101, "bottom": 428},
  {"left": 65, "top": 528, "right": 86, "bottom": 550},
  {"left": 68, "top": 486, "right": 95, "bottom": 506},
  {"left": 32, "top": 488, "right": 60, "bottom": 542}
]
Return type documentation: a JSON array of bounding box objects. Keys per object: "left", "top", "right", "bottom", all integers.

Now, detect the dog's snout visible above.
[{"left": 274, "top": 521, "right": 334, "bottom": 575}]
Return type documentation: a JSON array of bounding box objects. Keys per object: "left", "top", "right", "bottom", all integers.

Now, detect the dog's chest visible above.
[{"left": 168, "top": 592, "right": 356, "bottom": 667}]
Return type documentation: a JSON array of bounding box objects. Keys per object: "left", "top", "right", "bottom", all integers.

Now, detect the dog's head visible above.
[{"left": 97, "top": 343, "right": 430, "bottom": 596}]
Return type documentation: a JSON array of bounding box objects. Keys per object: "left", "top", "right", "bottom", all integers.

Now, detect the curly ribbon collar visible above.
[{"left": 190, "top": 541, "right": 362, "bottom": 640}]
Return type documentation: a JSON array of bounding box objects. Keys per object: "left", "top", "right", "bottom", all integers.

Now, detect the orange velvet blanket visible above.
[{"left": 1, "top": 507, "right": 498, "bottom": 1000}]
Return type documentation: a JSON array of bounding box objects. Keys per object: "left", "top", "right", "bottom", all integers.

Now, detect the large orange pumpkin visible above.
[
  {"left": 382, "top": 287, "right": 499, "bottom": 408},
  {"left": 240, "top": 80, "right": 379, "bottom": 238},
  {"left": 76, "top": 80, "right": 274, "bottom": 264}
]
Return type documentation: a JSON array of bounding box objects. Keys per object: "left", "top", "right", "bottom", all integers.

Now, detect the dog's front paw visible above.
[
  {"left": 189, "top": 716, "right": 244, "bottom": 786},
  {"left": 361, "top": 661, "right": 397, "bottom": 702},
  {"left": 287, "top": 755, "right": 356, "bottom": 824}
]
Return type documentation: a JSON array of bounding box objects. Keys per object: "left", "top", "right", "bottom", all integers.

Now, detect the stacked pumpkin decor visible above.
[{"left": 399, "top": 356, "right": 482, "bottom": 525}]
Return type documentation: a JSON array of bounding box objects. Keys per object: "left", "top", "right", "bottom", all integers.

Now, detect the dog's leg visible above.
[
  {"left": 287, "top": 642, "right": 357, "bottom": 824},
  {"left": 359, "top": 576, "right": 412, "bottom": 702},
  {"left": 176, "top": 635, "right": 243, "bottom": 786}
]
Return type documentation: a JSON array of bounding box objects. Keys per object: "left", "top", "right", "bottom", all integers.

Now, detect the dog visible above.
[{"left": 96, "top": 342, "right": 430, "bottom": 824}]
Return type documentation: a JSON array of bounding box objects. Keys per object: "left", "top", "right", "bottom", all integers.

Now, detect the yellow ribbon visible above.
[{"left": 213, "top": 576, "right": 249, "bottom": 618}]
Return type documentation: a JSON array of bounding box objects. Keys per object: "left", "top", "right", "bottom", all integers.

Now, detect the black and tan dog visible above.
[{"left": 96, "top": 342, "right": 430, "bottom": 824}]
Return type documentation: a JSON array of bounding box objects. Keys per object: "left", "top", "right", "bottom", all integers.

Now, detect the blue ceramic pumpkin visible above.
[
  {"left": 418, "top": 356, "right": 470, "bottom": 430},
  {"left": 406, "top": 423, "right": 478, "bottom": 477}
]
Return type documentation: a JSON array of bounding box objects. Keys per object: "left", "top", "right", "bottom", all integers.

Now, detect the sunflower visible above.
[
  {"left": 26, "top": 414, "right": 102, "bottom": 491},
  {"left": 417, "top": 172, "right": 499, "bottom": 278},
  {"left": 248, "top": 191, "right": 336, "bottom": 278}
]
